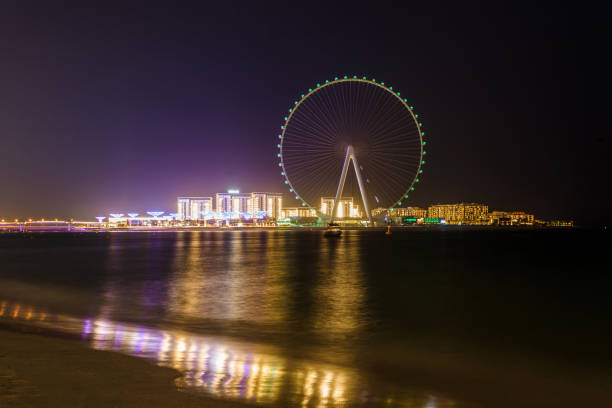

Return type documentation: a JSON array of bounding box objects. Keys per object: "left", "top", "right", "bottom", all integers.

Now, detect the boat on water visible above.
[{"left": 324, "top": 223, "right": 342, "bottom": 237}]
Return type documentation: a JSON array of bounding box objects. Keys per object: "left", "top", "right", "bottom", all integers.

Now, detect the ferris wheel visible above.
[{"left": 277, "top": 75, "right": 426, "bottom": 225}]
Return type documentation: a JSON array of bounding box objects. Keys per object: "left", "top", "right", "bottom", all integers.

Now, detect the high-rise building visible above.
[
  {"left": 177, "top": 197, "right": 213, "bottom": 220},
  {"left": 214, "top": 191, "right": 284, "bottom": 219},
  {"left": 250, "top": 192, "right": 283, "bottom": 219},
  {"left": 427, "top": 203, "right": 488, "bottom": 224},
  {"left": 320, "top": 197, "right": 361, "bottom": 218},
  {"left": 215, "top": 191, "right": 251, "bottom": 216}
]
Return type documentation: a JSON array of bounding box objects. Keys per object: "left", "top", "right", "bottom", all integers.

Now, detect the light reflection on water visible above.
[{"left": 1, "top": 299, "right": 454, "bottom": 407}]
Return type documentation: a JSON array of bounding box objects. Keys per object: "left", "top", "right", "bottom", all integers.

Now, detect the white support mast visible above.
[{"left": 329, "top": 145, "right": 373, "bottom": 226}]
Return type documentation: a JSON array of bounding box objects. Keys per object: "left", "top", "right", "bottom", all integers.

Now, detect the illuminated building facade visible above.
[
  {"left": 214, "top": 191, "right": 283, "bottom": 218},
  {"left": 427, "top": 203, "right": 488, "bottom": 224},
  {"left": 373, "top": 206, "right": 427, "bottom": 218},
  {"left": 177, "top": 197, "right": 213, "bottom": 220},
  {"left": 250, "top": 192, "right": 283, "bottom": 219},
  {"left": 320, "top": 197, "right": 361, "bottom": 218},
  {"left": 215, "top": 191, "right": 251, "bottom": 215},
  {"left": 489, "top": 211, "right": 535, "bottom": 225},
  {"left": 280, "top": 207, "right": 317, "bottom": 218}
]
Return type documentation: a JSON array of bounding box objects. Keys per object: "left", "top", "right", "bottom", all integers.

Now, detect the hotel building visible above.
[
  {"left": 177, "top": 197, "right": 213, "bottom": 220},
  {"left": 320, "top": 197, "right": 361, "bottom": 218},
  {"left": 427, "top": 203, "right": 488, "bottom": 224}
]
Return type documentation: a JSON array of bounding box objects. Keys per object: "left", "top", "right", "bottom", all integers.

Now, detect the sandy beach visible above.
[{"left": 0, "top": 324, "right": 251, "bottom": 408}]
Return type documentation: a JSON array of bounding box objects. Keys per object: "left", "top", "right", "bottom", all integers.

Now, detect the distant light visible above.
[
  {"left": 404, "top": 195, "right": 409, "bottom": 198},
  {"left": 410, "top": 187, "right": 415, "bottom": 191},
  {"left": 419, "top": 170, "right": 423, "bottom": 173},
  {"left": 96, "top": 217, "right": 105, "bottom": 222},
  {"left": 109, "top": 213, "right": 124, "bottom": 218},
  {"left": 278, "top": 135, "right": 282, "bottom": 139},
  {"left": 278, "top": 163, "right": 282, "bottom": 166},
  {"left": 398, "top": 201, "right": 402, "bottom": 205},
  {"left": 128, "top": 213, "right": 139, "bottom": 218},
  {"left": 277, "top": 153, "right": 281, "bottom": 157},
  {"left": 147, "top": 211, "right": 164, "bottom": 217},
  {"left": 284, "top": 180, "right": 289, "bottom": 184},
  {"left": 227, "top": 189, "right": 240, "bottom": 194}
]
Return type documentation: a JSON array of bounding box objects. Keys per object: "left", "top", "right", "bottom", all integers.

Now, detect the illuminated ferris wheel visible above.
[{"left": 277, "top": 75, "right": 426, "bottom": 224}]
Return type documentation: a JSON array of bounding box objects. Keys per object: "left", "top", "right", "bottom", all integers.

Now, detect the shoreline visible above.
[
  {"left": 0, "top": 224, "right": 579, "bottom": 233},
  {"left": 0, "top": 323, "right": 253, "bottom": 408}
]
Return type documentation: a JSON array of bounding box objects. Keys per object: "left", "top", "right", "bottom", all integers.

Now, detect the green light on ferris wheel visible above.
[
  {"left": 372, "top": 78, "right": 376, "bottom": 82},
  {"left": 335, "top": 77, "right": 338, "bottom": 80},
  {"left": 398, "top": 201, "right": 402, "bottom": 205},
  {"left": 419, "top": 170, "right": 423, "bottom": 173},
  {"left": 411, "top": 187, "right": 415, "bottom": 191},
  {"left": 344, "top": 76, "right": 348, "bottom": 79},
  {"left": 405, "top": 195, "right": 409, "bottom": 198}
]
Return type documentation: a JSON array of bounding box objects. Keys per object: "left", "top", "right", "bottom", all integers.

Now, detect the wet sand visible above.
[{"left": 0, "top": 326, "right": 251, "bottom": 408}]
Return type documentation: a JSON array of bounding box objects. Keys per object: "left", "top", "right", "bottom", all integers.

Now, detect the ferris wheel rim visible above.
[{"left": 277, "top": 76, "right": 426, "bottom": 214}]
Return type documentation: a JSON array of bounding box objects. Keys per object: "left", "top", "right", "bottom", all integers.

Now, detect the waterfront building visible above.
[
  {"left": 427, "top": 203, "right": 488, "bottom": 224},
  {"left": 320, "top": 197, "right": 361, "bottom": 218},
  {"left": 177, "top": 197, "right": 213, "bottom": 220},
  {"left": 280, "top": 207, "right": 317, "bottom": 218},
  {"left": 374, "top": 206, "right": 428, "bottom": 218},
  {"left": 250, "top": 192, "right": 283, "bottom": 219},
  {"left": 215, "top": 191, "right": 283, "bottom": 218},
  {"left": 488, "top": 211, "right": 534, "bottom": 225}
]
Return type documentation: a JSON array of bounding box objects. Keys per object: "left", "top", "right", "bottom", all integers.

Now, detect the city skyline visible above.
[{"left": 0, "top": 4, "right": 601, "bottom": 225}]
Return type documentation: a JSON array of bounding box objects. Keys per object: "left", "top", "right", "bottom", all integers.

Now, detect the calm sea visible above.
[{"left": 0, "top": 229, "right": 610, "bottom": 407}]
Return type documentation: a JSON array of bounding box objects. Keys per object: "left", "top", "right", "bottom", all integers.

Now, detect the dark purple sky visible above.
[{"left": 0, "top": 3, "right": 605, "bottom": 224}]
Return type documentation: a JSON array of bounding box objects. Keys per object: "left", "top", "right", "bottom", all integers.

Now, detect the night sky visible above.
[{"left": 0, "top": 3, "right": 605, "bottom": 224}]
